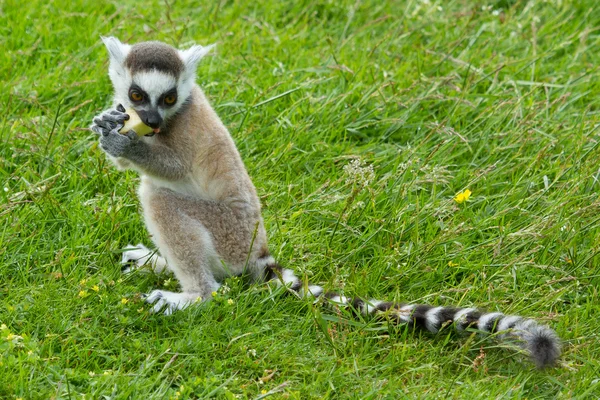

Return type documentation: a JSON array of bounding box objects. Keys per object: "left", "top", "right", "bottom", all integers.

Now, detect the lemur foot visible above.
[
  {"left": 121, "top": 243, "right": 152, "bottom": 273},
  {"left": 144, "top": 290, "right": 204, "bottom": 315},
  {"left": 121, "top": 243, "right": 167, "bottom": 273}
]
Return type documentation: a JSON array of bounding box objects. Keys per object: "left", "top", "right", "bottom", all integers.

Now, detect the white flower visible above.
[
  {"left": 343, "top": 159, "right": 375, "bottom": 187},
  {"left": 220, "top": 284, "right": 231, "bottom": 294}
]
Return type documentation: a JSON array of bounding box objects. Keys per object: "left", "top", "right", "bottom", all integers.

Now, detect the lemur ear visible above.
[
  {"left": 179, "top": 44, "right": 215, "bottom": 77},
  {"left": 101, "top": 36, "right": 131, "bottom": 64}
]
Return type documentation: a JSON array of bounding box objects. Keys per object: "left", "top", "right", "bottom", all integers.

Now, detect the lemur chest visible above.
[{"left": 140, "top": 172, "right": 226, "bottom": 202}]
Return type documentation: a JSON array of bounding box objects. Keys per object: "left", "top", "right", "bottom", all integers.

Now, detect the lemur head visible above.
[{"left": 101, "top": 37, "right": 213, "bottom": 131}]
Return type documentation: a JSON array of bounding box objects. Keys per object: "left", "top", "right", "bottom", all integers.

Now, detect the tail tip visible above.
[{"left": 527, "top": 325, "right": 561, "bottom": 369}]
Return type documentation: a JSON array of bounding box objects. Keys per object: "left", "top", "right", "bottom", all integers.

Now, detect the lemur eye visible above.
[
  {"left": 164, "top": 95, "right": 177, "bottom": 105},
  {"left": 130, "top": 91, "right": 143, "bottom": 102}
]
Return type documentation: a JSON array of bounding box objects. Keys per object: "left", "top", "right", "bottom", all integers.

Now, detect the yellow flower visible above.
[
  {"left": 78, "top": 290, "right": 89, "bottom": 298},
  {"left": 448, "top": 261, "right": 459, "bottom": 267},
  {"left": 91, "top": 285, "right": 100, "bottom": 292},
  {"left": 227, "top": 299, "right": 234, "bottom": 305},
  {"left": 121, "top": 298, "right": 128, "bottom": 305},
  {"left": 211, "top": 291, "right": 218, "bottom": 297},
  {"left": 454, "top": 189, "right": 472, "bottom": 204},
  {"left": 80, "top": 279, "right": 87, "bottom": 285},
  {"left": 5, "top": 334, "right": 23, "bottom": 341},
  {"left": 261, "top": 389, "right": 268, "bottom": 394}
]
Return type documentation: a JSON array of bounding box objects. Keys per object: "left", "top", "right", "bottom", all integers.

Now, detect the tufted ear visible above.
[
  {"left": 101, "top": 36, "right": 131, "bottom": 65},
  {"left": 100, "top": 36, "right": 132, "bottom": 96},
  {"left": 179, "top": 43, "right": 215, "bottom": 79}
]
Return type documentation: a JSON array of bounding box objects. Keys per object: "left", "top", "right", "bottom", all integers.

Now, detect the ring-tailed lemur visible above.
[{"left": 90, "top": 37, "right": 561, "bottom": 368}]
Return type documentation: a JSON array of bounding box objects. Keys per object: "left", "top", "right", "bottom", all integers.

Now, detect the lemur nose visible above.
[{"left": 143, "top": 114, "right": 162, "bottom": 129}]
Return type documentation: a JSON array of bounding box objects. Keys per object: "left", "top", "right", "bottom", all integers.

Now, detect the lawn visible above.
[{"left": 1, "top": 0, "right": 599, "bottom": 398}]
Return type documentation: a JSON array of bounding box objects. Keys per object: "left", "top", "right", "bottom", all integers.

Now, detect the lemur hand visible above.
[
  {"left": 99, "top": 126, "right": 140, "bottom": 158},
  {"left": 91, "top": 104, "right": 129, "bottom": 136},
  {"left": 92, "top": 104, "right": 139, "bottom": 158}
]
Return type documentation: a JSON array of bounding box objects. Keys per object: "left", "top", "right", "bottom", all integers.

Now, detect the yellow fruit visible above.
[{"left": 119, "top": 108, "right": 153, "bottom": 136}]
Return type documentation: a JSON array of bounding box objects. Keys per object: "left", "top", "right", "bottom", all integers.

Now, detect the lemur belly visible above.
[{"left": 137, "top": 177, "right": 238, "bottom": 280}]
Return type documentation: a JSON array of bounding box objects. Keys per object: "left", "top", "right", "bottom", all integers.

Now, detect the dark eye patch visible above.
[
  {"left": 129, "top": 84, "right": 149, "bottom": 103},
  {"left": 159, "top": 87, "right": 178, "bottom": 107}
]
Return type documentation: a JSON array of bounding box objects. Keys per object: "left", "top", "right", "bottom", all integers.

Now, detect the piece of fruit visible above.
[{"left": 119, "top": 108, "right": 153, "bottom": 136}]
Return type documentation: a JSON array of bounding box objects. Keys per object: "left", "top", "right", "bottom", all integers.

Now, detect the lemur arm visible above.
[
  {"left": 122, "top": 139, "right": 189, "bottom": 180},
  {"left": 92, "top": 107, "right": 189, "bottom": 180}
]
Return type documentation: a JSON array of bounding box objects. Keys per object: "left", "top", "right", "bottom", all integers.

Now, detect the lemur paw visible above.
[
  {"left": 91, "top": 104, "right": 129, "bottom": 136},
  {"left": 92, "top": 104, "right": 138, "bottom": 158},
  {"left": 144, "top": 290, "right": 203, "bottom": 315},
  {"left": 121, "top": 243, "right": 153, "bottom": 273},
  {"left": 99, "top": 124, "right": 139, "bottom": 158}
]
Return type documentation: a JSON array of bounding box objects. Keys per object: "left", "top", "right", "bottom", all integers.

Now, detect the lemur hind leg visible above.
[{"left": 139, "top": 181, "right": 266, "bottom": 314}]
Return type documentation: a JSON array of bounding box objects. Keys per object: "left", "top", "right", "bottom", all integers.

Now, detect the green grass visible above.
[{"left": 1, "top": 0, "right": 600, "bottom": 398}]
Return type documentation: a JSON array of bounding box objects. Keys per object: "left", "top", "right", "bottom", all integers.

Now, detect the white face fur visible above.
[{"left": 101, "top": 37, "right": 214, "bottom": 126}]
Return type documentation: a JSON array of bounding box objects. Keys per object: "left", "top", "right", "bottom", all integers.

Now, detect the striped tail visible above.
[{"left": 264, "top": 263, "right": 561, "bottom": 369}]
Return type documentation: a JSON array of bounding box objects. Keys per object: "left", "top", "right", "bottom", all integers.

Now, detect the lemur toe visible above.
[
  {"left": 144, "top": 290, "right": 201, "bottom": 314},
  {"left": 121, "top": 264, "right": 135, "bottom": 274},
  {"left": 145, "top": 289, "right": 164, "bottom": 303}
]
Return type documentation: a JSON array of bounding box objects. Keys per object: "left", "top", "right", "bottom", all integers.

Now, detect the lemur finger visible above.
[
  {"left": 101, "top": 112, "right": 126, "bottom": 124},
  {"left": 93, "top": 117, "right": 117, "bottom": 131},
  {"left": 107, "top": 126, "right": 125, "bottom": 138},
  {"left": 107, "top": 109, "right": 130, "bottom": 121},
  {"left": 90, "top": 124, "right": 105, "bottom": 135},
  {"left": 101, "top": 126, "right": 117, "bottom": 138},
  {"left": 91, "top": 124, "right": 111, "bottom": 137}
]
